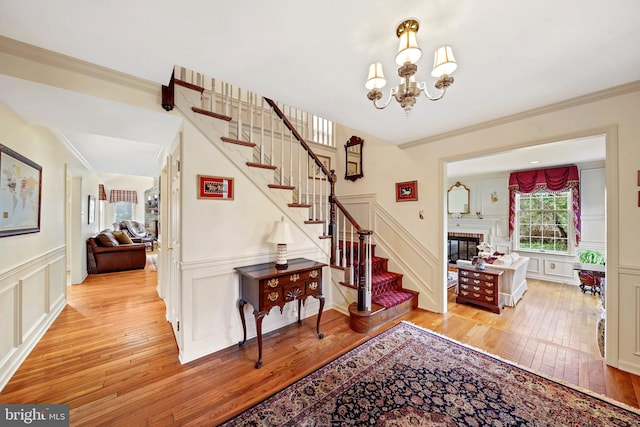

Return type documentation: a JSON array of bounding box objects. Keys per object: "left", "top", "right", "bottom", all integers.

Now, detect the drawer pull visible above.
[
  {"left": 485, "top": 296, "right": 494, "bottom": 302},
  {"left": 473, "top": 273, "right": 480, "bottom": 277},
  {"left": 309, "top": 281, "right": 319, "bottom": 291},
  {"left": 461, "top": 284, "right": 468, "bottom": 290},
  {"left": 461, "top": 271, "right": 469, "bottom": 276},
  {"left": 289, "top": 274, "right": 300, "bottom": 282},
  {"left": 473, "top": 286, "right": 480, "bottom": 291},
  {"left": 474, "top": 280, "right": 480, "bottom": 284},
  {"left": 309, "top": 270, "right": 319, "bottom": 279},
  {"left": 473, "top": 293, "right": 480, "bottom": 298},
  {"left": 267, "top": 292, "right": 279, "bottom": 302},
  {"left": 461, "top": 291, "right": 469, "bottom": 296},
  {"left": 486, "top": 289, "right": 494, "bottom": 295},
  {"left": 267, "top": 278, "right": 279, "bottom": 288},
  {"left": 461, "top": 277, "right": 469, "bottom": 283}
]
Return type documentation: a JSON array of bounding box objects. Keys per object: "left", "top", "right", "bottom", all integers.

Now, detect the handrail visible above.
[
  {"left": 263, "top": 98, "right": 333, "bottom": 180},
  {"left": 333, "top": 196, "right": 363, "bottom": 232}
]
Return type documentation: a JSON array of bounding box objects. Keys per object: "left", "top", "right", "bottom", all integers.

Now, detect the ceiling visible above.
[{"left": 0, "top": 0, "right": 637, "bottom": 176}]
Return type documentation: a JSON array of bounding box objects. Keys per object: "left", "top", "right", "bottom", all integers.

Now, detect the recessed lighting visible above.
[{"left": 529, "top": 160, "right": 540, "bottom": 164}]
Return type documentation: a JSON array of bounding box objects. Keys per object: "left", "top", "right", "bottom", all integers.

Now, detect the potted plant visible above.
[{"left": 579, "top": 249, "right": 606, "bottom": 265}]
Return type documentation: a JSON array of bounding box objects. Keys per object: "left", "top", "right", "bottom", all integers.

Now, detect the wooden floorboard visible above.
[{"left": 1, "top": 267, "right": 638, "bottom": 426}]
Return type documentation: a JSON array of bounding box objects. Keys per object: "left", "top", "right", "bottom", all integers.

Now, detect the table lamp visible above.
[{"left": 267, "top": 216, "right": 293, "bottom": 269}]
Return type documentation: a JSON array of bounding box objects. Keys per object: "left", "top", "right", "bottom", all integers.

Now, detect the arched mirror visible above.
[
  {"left": 447, "top": 182, "right": 470, "bottom": 214},
  {"left": 345, "top": 136, "right": 363, "bottom": 181}
]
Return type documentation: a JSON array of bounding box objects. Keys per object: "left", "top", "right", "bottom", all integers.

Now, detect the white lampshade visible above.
[
  {"left": 267, "top": 217, "right": 293, "bottom": 244},
  {"left": 365, "top": 62, "right": 387, "bottom": 90},
  {"left": 395, "top": 27, "right": 422, "bottom": 65},
  {"left": 431, "top": 45, "right": 457, "bottom": 78}
]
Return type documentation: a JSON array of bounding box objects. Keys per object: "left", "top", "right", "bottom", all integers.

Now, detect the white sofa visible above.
[{"left": 457, "top": 254, "right": 529, "bottom": 307}]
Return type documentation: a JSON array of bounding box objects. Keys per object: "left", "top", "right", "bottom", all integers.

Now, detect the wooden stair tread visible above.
[
  {"left": 318, "top": 234, "right": 332, "bottom": 239},
  {"left": 175, "top": 79, "right": 204, "bottom": 93},
  {"left": 288, "top": 203, "right": 312, "bottom": 208},
  {"left": 304, "top": 220, "right": 325, "bottom": 224},
  {"left": 192, "top": 107, "right": 232, "bottom": 122},
  {"left": 221, "top": 137, "right": 256, "bottom": 148},
  {"left": 268, "top": 184, "right": 295, "bottom": 190},
  {"left": 246, "top": 162, "right": 277, "bottom": 170}
]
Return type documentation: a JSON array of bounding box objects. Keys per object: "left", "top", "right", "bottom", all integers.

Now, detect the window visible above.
[
  {"left": 516, "top": 191, "right": 571, "bottom": 253},
  {"left": 114, "top": 201, "right": 133, "bottom": 222}
]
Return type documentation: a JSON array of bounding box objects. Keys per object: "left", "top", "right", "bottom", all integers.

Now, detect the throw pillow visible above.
[
  {"left": 113, "top": 230, "right": 133, "bottom": 244},
  {"left": 96, "top": 232, "right": 119, "bottom": 247}
]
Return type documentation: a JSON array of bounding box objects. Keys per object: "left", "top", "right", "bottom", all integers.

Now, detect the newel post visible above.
[{"left": 357, "top": 229, "right": 373, "bottom": 311}]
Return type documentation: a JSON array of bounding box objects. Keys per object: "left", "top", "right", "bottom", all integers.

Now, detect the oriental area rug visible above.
[{"left": 220, "top": 321, "right": 640, "bottom": 426}]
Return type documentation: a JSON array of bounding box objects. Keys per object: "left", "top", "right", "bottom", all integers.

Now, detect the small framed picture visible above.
[
  {"left": 396, "top": 180, "right": 418, "bottom": 202},
  {"left": 198, "top": 175, "right": 234, "bottom": 200},
  {"left": 309, "top": 155, "right": 331, "bottom": 179}
]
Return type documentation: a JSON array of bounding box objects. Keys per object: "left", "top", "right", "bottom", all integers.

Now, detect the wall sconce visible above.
[{"left": 267, "top": 216, "right": 294, "bottom": 269}]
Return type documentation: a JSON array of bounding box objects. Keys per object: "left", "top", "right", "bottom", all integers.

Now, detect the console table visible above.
[
  {"left": 236, "top": 258, "right": 327, "bottom": 368},
  {"left": 456, "top": 264, "right": 504, "bottom": 314}
]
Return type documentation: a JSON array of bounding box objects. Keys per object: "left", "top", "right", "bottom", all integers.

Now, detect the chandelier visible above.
[{"left": 365, "top": 18, "right": 457, "bottom": 116}]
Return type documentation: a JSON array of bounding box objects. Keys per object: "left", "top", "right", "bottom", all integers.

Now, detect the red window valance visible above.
[
  {"left": 109, "top": 190, "right": 138, "bottom": 204},
  {"left": 508, "top": 165, "right": 581, "bottom": 246}
]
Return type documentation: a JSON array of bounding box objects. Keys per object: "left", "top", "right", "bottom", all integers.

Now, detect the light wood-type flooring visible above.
[{"left": 1, "top": 262, "right": 639, "bottom": 426}]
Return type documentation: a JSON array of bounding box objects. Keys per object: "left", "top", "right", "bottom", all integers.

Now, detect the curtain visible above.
[
  {"left": 508, "top": 165, "right": 580, "bottom": 246},
  {"left": 109, "top": 190, "right": 138, "bottom": 203},
  {"left": 98, "top": 184, "right": 108, "bottom": 201}
]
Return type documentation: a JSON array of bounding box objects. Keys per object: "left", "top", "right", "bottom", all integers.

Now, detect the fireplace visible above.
[{"left": 447, "top": 232, "right": 483, "bottom": 264}]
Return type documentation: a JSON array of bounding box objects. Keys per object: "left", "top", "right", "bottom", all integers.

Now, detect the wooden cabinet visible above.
[
  {"left": 456, "top": 265, "right": 504, "bottom": 314},
  {"left": 236, "top": 258, "right": 326, "bottom": 368}
]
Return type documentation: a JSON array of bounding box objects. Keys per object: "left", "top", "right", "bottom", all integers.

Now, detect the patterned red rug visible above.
[{"left": 221, "top": 322, "right": 640, "bottom": 426}]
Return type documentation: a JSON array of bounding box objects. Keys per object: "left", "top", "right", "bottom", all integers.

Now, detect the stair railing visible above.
[{"left": 164, "top": 65, "right": 372, "bottom": 310}]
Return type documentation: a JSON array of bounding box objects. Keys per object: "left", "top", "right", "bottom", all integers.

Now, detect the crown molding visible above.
[
  {"left": 0, "top": 35, "right": 160, "bottom": 95},
  {"left": 400, "top": 80, "right": 640, "bottom": 149}
]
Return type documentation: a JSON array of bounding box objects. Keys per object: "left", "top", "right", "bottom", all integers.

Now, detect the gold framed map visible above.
[{"left": 0, "top": 144, "right": 42, "bottom": 237}]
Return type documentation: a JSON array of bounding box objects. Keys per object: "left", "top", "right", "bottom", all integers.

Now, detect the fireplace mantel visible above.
[{"left": 447, "top": 218, "right": 499, "bottom": 241}]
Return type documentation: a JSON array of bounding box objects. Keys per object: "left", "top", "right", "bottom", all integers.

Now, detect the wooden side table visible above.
[{"left": 235, "top": 258, "right": 327, "bottom": 368}]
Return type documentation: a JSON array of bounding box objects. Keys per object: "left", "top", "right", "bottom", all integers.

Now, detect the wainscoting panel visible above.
[
  {"left": 20, "top": 267, "right": 47, "bottom": 343},
  {"left": 0, "top": 284, "right": 17, "bottom": 368},
  {"left": 617, "top": 268, "right": 640, "bottom": 376},
  {"left": 0, "top": 247, "right": 67, "bottom": 392}
]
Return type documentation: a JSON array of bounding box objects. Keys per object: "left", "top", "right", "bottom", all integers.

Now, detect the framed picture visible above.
[
  {"left": 88, "top": 195, "right": 96, "bottom": 224},
  {"left": 0, "top": 144, "right": 42, "bottom": 237},
  {"left": 309, "top": 154, "right": 331, "bottom": 179},
  {"left": 396, "top": 180, "right": 418, "bottom": 202},
  {"left": 198, "top": 175, "right": 234, "bottom": 200}
]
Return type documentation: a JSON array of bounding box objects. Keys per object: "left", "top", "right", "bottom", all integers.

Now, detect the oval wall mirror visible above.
[
  {"left": 447, "top": 181, "right": 470, "bottom": 214},
  {"left": 345, "top": 136, "right": 363, "bottom": 181}
]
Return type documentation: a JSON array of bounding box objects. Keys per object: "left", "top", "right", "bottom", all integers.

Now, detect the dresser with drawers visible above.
[
  {"left": 456, "top": 265, "right": 504, "bottom": 314},
  {"left": 236, "top": 258, "right": 327, "bottom": 368}
]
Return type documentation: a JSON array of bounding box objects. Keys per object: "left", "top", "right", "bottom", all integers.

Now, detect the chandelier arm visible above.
[
  {"left": 372, "top": 88, "right": 397, "bottom": 110},
  {"left": 420, "top": 82, "right": 447, "bottom": 101}
]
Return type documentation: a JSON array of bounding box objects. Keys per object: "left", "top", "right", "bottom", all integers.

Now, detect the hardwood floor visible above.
[{"left": 1, "top": 265, "right": 639, "bottom": 426}]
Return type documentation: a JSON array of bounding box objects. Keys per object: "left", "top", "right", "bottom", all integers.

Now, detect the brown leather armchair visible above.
[{"left": 87, "top": 230, "right": 147, "bottom": 273}]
